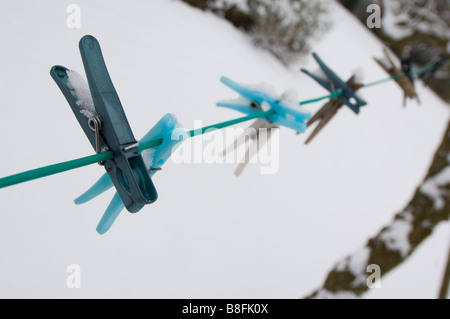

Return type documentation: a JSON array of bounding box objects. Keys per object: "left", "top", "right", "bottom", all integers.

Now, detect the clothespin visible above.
[
  {"left": 419, "top": 55, "right": 448, "bottom": 87},
  {"left": 74, "top": 113, "right": 188, "bottom": 234},
  {"left": 401, "top": 56, "right": 414, "bottom": 84},
  {"left": 222, "top": 119, "right": 278, "bottom": 177},
  {"left": 301, "top": 53, "right": 367, "bottom": 144},
  {"left": 217, "top": 76, "right": 310, "bottom": 133},
  {"left": 217, "top": 76, "right": 310, "bottom": 176},
  {"left": 374, "top": 48, "right": 420, "bottom": 106},
  {"left": 301, "top": 53, "right": 367, "bottom": 114},
  {"left": 50, "top": 35, "right": 158, "bottom": 213}
]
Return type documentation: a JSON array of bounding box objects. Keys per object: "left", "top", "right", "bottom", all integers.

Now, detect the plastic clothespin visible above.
[
  {"left": 420, "top": 55, "right": 448, "bottom": 87},
  {"left": 50, "top": 35, "right": 157, "bottom": 213},
  {"left": 217, "top": 76, "right": 311, "bottom": 133},
  {"left": 217, "top": 76, "right": 310, "bottom": 176},
  {"left": 74, "top": 113, "right": 188, "bottom": 234},
  {"left": 301, "top": 53, "right": 366, "bottom": 144},
  {"left": 221, "top": 119, "right": 277, "bottom": 177},
  {"left": 301, "top": 52, "right": 367, "bottom": 114},
  {"left": 304, "top": 75, "right": 363, "bottom": 145},
  {"left": 374, "top": 48, "right": 420, "bottom": 106}
]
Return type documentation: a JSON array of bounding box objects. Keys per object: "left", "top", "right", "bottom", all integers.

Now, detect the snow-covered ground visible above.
[{"left": 0, "top": 0, "right": 449, "bottom": 298}]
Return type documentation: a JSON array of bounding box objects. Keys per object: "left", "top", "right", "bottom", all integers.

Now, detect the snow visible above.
[
  {"left": 421, "top": 166, "right": 450, "bottom": 210},
  {"left": 311, "top": 289, "right": 359, "bottom": 299},
  {"left": 352, "top": 67, "right": 365, "bottom": 84},
  {"left": 335, "top": 247, "right": 371, "bottom": 287},
  {"left": 66, "top": 70, "right": 96, "bottom": 118},
  {"left": 382, "top": 1, "right": 414, "bottom": 40},
  {"left": 378, "top": 212, "right": 414, "bottom": 258},
  {"left": 279, "top": 88, "right": 300, "bottom": 107},
  {"left": 0, "top": 0, "right": 449, "bottom": 299}
]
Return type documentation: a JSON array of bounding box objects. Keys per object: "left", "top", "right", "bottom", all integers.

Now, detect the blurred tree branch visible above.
[
  {"left": 306, "top": 119, "right": 450, "bottom": 299},
  {"left": 438, "top": 238, "right": 450, "bottom": 298}
]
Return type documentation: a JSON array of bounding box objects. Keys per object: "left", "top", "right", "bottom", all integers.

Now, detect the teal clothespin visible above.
[
  {"left": 51, "top": 35, "right": 158, "bottom": 213},
  {"left": 301, "top": 53, "right": 367, "bottom": 114},
  {"left": 75, "top": 113, "right": 187, "bottom": 234}
]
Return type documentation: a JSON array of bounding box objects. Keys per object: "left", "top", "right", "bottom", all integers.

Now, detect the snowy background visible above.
[{"left": 0, "top": 0, "right": 449, "bottom": 298}]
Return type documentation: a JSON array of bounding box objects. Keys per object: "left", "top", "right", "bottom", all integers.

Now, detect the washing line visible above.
[{"left": 0, "top": 59, "right": 448, "bottom": 189}]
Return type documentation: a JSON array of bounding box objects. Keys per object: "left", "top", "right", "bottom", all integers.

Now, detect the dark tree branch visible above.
[{"left": 438, "top": 237, "right": 450, "bottom": 299}]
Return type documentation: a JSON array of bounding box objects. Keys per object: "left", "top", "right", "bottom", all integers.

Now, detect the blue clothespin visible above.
[
  {"left": 301, "top": 53, "right": 367, "bottom": 114},
  {"left": 74, "top": 113, "right": 188, "bottom": 234},
  {"left": 51, "top": 35, "right": 157, "bottom": 214},
  {"left": 217, "top": 76, "right": 311, "bottom": 133},
  {"left": 217, "top": 76, "right": 310, "bottom": 176}
]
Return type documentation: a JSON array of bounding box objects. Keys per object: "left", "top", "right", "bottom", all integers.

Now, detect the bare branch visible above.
[{"left": 438, "top": 238, "right": 450, "bottom": 299}]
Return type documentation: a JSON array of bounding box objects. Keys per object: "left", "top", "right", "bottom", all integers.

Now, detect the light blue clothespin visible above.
[
  {"left": 217, "top": 76, "right": 311, "bottom": 133},
  {"left": 74, "top": 113, "right": 188, "bottom": 234}
]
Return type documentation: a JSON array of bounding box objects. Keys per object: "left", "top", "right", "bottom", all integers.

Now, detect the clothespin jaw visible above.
[
  {"left": 51, "top": 35, "right": 157, "bottom": 214},
  {"left": 305, "top": 99, "right": 341, "bottom": 145},
  {"left": 301, "top": 53, "right": 367, "bottom": 114},
  {"left": 217, "top": 76, "right": 310, "bottom": 133},
  {"left": 73, "top": 113, "right": 188, "bottom": 234},
  {"left": 374, "top": 48, "right": 420, "bottom": 105},
  {"left": 51, "top": 65, "right": 103, "bottom": 150}
]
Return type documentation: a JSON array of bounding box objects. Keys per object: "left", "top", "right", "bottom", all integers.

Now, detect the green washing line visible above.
[
  {"left": 0, "top": 110, "right": 275, "bottom": 189},
  {"left": 0, "top": 59, "right": 448, "bottom": 189},
  {"left": 299, "top": 91, "right": 343, "bottom": 105},
  {"left": 301, "top": 59, "right": 450, "bottom": 100}
]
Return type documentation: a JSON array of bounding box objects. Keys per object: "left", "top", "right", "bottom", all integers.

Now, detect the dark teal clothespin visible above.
[
  {"left": 420, "top": 55, "right": 448, "bottom": 87},
  {"left": 301, "top": 53, "right": 367, "bottom": 114},
  {"left": 50, "top": 35, "right": 157, "bottom": 213}
]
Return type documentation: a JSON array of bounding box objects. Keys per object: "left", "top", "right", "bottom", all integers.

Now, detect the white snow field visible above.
[{"left": 0, "top": 0, "right": 449, "bottom": 298}]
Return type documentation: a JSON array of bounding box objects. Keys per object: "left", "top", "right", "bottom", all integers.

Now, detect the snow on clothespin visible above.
[
  {"left": 51, "top": 35, "right": 158, "bottom": 214},
  {"left": 50, "top": 35, "right": 189, "bottom": 233},
  {"left": 301, "top": 53, "right": 367, "bottom": 144},
  {"left": 74, "top": 113, "right": 188, "bottom": 234},
  {"left": 374, "top": 48, "right": 420, "bottom": 106},
  {"left": 217, "top": 76, "right": 310, "bottom": 176}
]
